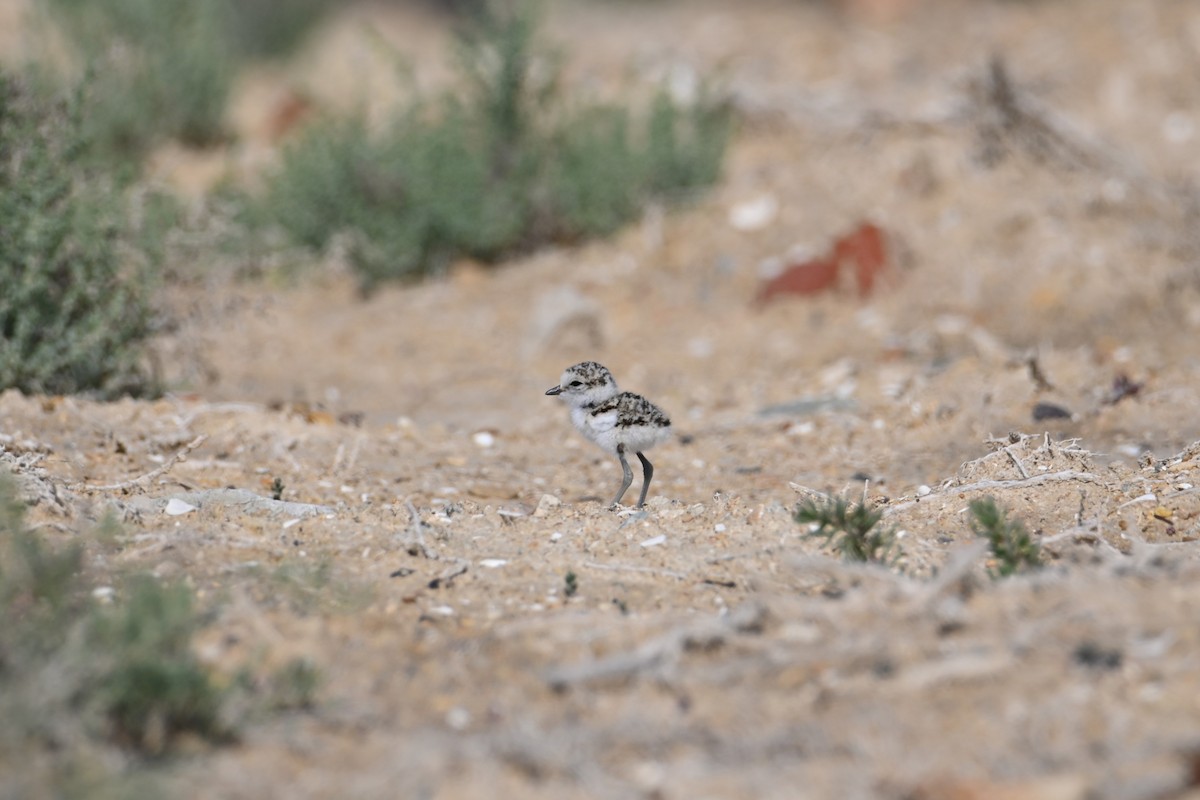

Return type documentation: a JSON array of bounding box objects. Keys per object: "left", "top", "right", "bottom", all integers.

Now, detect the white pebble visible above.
[
  {"left": 728, "top": 194, "right": 778, "bottom": 231},
  {"left": 550, "top": 531, "right": 563, "bottom": 541},
  {"left": 445, "top": 707, "right": 471, "bottom": 731},
  {"left": 472, "top": 431, "right": 496, "bottom": 448},
  {"left": 916, "top": 485, "right": 931, "bottom": 497},
  {"left": 479, "top": 559, "right": 508, "bottom": 569},
  {"left": 714, "top": 523, "right": 727, "bottom": 533},
  {"left": 429, "top": 605, "right": 455, "bottom": 616},
  {"left": 639, "top": 534, "right": 667, "bottom": 548},
  {"left": 92, "top": 586, "right": 115, "bottom": 601},
  {"left": 1164, "top": 111, "right": 1195, "bottom": 144},
  {"left": 534, "top": 494, "right": 561, "bottom": 517},
  {"left": 164, "top": 498, "right": 197, "bottom": 516},
  {"left": 282, "top": 518, "right": 302, "bottom": 529}
]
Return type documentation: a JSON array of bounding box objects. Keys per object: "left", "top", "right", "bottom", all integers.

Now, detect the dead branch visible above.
[
  {"left": 403, "top": 500, "right": 438, "bottom": 560},
  {"left": 1003, "top": 446, "right": 1030, "bottom": 479},
  {"left": 72, "top": 434, "right": 208, "bottom": 492},
  {"left": 885, "top": 470, "right": 1108, "bottom": 516},
  {"left": 545, "top": 603, "right": 766, "bottom": 690}
]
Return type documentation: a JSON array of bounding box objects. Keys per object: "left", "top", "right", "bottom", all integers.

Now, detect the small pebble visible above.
[
  {"left": 445, "top": 707, "right": 471, "bottom": 731},
  {"left": 728, "top": 194, "right": 778, "bottom": 231},
  {"left": 479, "top": 559, "right": 508, "bottom": 569},
  {"left": 534, "top": 494, "right": 561, "bottom": 517},
  {"left": 917, "top": 485, "right": 932, "bottom": 497},
  {"left": 164, "top": 498, "right": 197, "bottom": 516},
  {"left": 640, "top": 534, "right": 667, "bottom": 548},
  {"left": 472, "top": 431, "right": 495, "bottom": 448}
]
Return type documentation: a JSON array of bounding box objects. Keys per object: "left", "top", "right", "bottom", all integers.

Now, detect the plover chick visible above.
[{"left": 545, "top": 361, "right": 672, "bottom": 509}]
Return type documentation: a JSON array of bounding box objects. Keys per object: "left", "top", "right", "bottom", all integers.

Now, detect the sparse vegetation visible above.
[
  {"left": 0, "top": 472, "right": 228, "bottom": 766},
  {"left": 266, "top": 559, "right": 372, "bottom": 614},
  {"left": 0, "top": 71, "right": 156, "bottom": 398},
  {"left": 795, "top": 496, "right": 897, "bottom": 564},
  {"left": 267, "top": 657, "right": 321, "bottom": 711},
  {"left": 969, "top": 497, "right": 1042, "bottom": 577},
  {"left": 88, "top": 576, "right": 230, "bottom": 754},
  {"left": 0, "top": 471, "right": 320, "bottom": 788},
  {"left": 564, "top": 571, "right": 578, "bottom": 598},
  {"left": 39, "top": 0, "right": 336, "bottom": 165},
  {"left": 265, "top": 4, "right": 731, "bottom": 291}
]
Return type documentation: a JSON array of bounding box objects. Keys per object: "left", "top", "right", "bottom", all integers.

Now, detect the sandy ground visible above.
[{"left": 9, "top": 0, "right": 1200, "bottom": 797}]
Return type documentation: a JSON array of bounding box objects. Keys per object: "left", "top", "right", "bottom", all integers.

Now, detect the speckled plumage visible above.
[{"left": 546, "top": 362, "right": 672, "bottom": 508}]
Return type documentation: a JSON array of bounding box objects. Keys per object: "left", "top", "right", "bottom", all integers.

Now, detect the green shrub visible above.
[
  {"left": 224, "top": 0, "right": 336, "bottom": 61},
  {"left": 969, "top": 497, "right": 1041, "bottom": 577},
  {"left": 40, "top": 0, "right": 233, "bottom": 157},
  {"left": 795, "top": 496, "right": 897, "bottom": 564},
  {"left": 0, "top": 72, "right": 155, "bottom": 398},
  {"left": 89, "top": 577, "right": 229, "bottom": 754},
  {"left": 39, "top": 0, "right": 335, "bottom": 164},
  {"left": 267, "top": 657, "right": 320, "bottom": 711},
  {"left": 264, "top": 4, "right": 731, "bottom": 290},
  {"left": 0, "top": 473, "right": 329, "bottom": 794}
]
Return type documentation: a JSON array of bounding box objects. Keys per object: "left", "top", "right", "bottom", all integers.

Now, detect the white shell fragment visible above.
[
  {"left": 164, "top": 498, "right": 198, "bottom": 516},
  {"left": 639, "top": 534, "right": 667, "bottom": 548},
  {"left": 479, "top": 559, "right": 508, "bottom": 569},
  {"left": 534, "top": 494, "right": 561, "bottom": 517},
  {"left": 728, "top": 194, "right": 778, "bottom": 231}
]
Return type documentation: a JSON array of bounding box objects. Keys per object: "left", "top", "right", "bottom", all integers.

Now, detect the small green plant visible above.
[
  {"left": 271, "top": 477, "right": 285, "bottom": 501},
  {"left": 795, "top": 496, "right": 896, "bottom": 564},
  {"left": 0, "top": 71, "right": 156, "bottom": 398},
  {"left": 267, "top": 657, "right": 320, "bottom": 711},
  {"left": 264, "top": 4, "right": 731, "bottom": 291},
  {"left": 969, "top": 497, "right": 1041, "bottom": 577},
  {"left": 563, "top": 571, "right": 578, "bottom": 598},
  {"left": 0, "top": 470, "right": 227, "bottom": 762},
  {"left": 266, "top": 559, "right": 372, "bottom": 614},
  {"left": 0, "top": 475, "right": 85, "bottom": 655},
  {"left": 0, "top": 470, "right": 328, "bottom": 790},
  {"left": 88, "top": 576, "right": 230, "bottom": 754}
]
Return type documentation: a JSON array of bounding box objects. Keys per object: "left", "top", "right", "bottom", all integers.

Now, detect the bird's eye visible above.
[{"left": 568, "top": 380, "right": 583, "bottom": 388}]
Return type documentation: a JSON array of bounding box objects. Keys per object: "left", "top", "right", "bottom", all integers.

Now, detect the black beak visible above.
[{"left": 545, "top": 385, "right": 562, "bottom": 396}]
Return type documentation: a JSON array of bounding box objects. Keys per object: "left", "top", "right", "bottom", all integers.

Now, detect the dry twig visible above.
[
  {"left": 72, "top": 434, "right": 208, "bottom": 492},
  {"left": 403, "top": 500, "right": 438, "bottom": 560},
  {"left": 885, "top": 470, "right": 1107, "bottom": 516}
]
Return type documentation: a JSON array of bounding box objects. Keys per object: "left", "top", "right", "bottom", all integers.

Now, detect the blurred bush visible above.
[
  {"left": 39, "top": 0, "right": 338, "bottom": 165},
  {"left": 0, "top": 71, "right": 156, "bottom": 398},
  {"left": 264, "top": 5, "right": 732, "bottom": 291},
  {"left": 0, "top": 469, "right": 327, "bottom": 790},
  {"left": 0, "top": 472, "right": 227, "bottom": 777}
]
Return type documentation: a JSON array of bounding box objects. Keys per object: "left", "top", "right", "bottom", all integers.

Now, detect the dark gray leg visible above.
[
  {"left": 635, "top": 452, "right": 654, "bottom": 508},
  {"left": 611, "top": 444, "right": 634, "bottom": 507}
]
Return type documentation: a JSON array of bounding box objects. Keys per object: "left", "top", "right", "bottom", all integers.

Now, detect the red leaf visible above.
[
  {"left": 754, "top": 255, "right": 840, "bottom": 305},
  {"left": 755, "top": 220, "right": 893, "bottom": 306}
]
